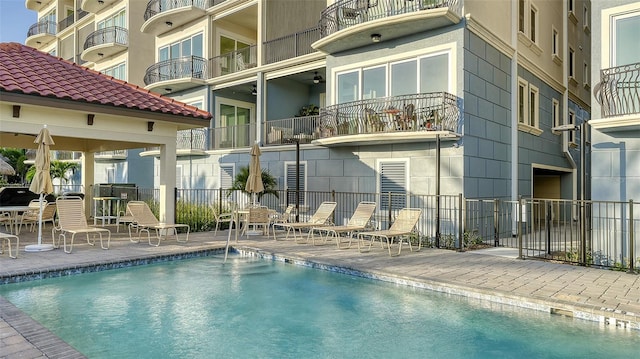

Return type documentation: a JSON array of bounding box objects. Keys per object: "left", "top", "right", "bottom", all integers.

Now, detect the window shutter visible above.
[
  {"left": 286, "top": 163, "right": 305, "bottom": 205},
  {"left": 380, "top": 162, "right": 406, "bottom": 210},
  {"left": 219, "top": 165, "right": 234, "bottom": 189}
]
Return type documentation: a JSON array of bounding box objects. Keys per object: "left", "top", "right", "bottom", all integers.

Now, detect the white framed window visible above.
[
  {"left": 518, "top": 0, "right": 525, "bottom": 33},
  {"left": 583, "top": 4, "right": 590, "bottom": 33},
  {"left": 611, "top": 11, "right": 640, "bottom": 67},
  {"left": 529, "top": 85, "right": 539, "bottom": 128},
  {"left": 568, "top": 110, "right": 576, "bottom": 144},
  {"left": 103, "top": 62, "right": 126, "bottom": 81},
  {"left": 159, "top": 32, "right": 203, "bottom": 61},
  {"left": 568, "top": 0, "right": 575, "bottom": 13},
  {"left": 98, "top": 9, "right": 126, "bottom": 29},
  {"left": 377, "top": 160, "right": 409, "bottom": 211},
  {"left": 552, "top": 28, "right": 559, "bottom": 56},
  {"left": 219, "top": 164, "right": 234, "bottom": 189},
  {"left": 552, "top": 99, "right": 560, "bottom": 130},
  {"left": 517, "top": 78, "right": 528, "bottom": 125},
  {"left": 530, "top": 4, "right": 538, "bottom": 43},
  {"left": 583, "top": 62, "right": 589, "bottom": 88},
  {"left": 568, "top": 47, "right": 575, "bottom": 79},
  {"left": 285, "top": 161, "right": 307, "bottom": 206},
  {"left": 217, "top": 98, "right": 255, "bottom": 148},
  {"left": 106, "top": 167, "right": 115, "bottom": 183}
]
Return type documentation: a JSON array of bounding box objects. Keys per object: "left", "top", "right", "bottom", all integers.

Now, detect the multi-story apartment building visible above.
[
  {"left": 24, "top": 0, "right": 592, "bottom": 209},
  {"left": 25, "top": 0, "right": 156, "bottom": 188},
  {"left": 591, "top": 0, "right": 640, "bottom": 202}
]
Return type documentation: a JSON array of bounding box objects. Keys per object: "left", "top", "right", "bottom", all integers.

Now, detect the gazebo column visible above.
[
  {"left": 81, "top": 151, "right": 94, "bottom": 219},
  {"left": 158, "top": 141, "right": 177, "bottom": 224}
]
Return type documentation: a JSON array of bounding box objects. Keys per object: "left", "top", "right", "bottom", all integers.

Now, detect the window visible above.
[
  {"left": 106, "top": 167, "right": 115, "bottom": 183},
  {"left": 552, "top": 99, "right": 560, "bottom": 130},
  {"left": 583, "top": 62, "right": 589, "bottom": 87},
  {"left": 583, "top": 5, "right": 590, "bottom": 32},
  {"left": 530, "top": 5, "right": 538, "bottom": 43},
  {"left": 218, "top": 99, "right": 254, "bottom": 148},
  {"left": 98, "top": 9, "right": 125, "bottom": 29},
  {"left": 219, "top": 164, "right": 234, "bottom": 189},
  {"left": 568, "top": 48, "right": 575, "bottom": 79},
  {"left": 285, "top": 162, "right": 306, "bottom": 206},
  {"left": 552, "top": 28, "right": 559, "bottom": 57},
  {"left": 529, "top": 85, "right": 539, "bottom": 128},
  {"left": 612, "top": 12, "right": 640, "bottom": 67},
  {"left": 568, "top": 0, "right": 574, "bottom": 13},
  {"left": 378, "top": 160, "right": 408, "bottom": 211},
  {"left": 568, "top": 110, "right": 576, "bottom": 144},
  {"left": 159, "top": 33, "right": 203, "bottom": 60},
  {"left": 519, "top": 0, "right": 525, "bottom": 33},
  {"left": 335, "top": 52, "right": 449, "bottom": 103},
  {"left": 103, "top": 62, "right": 126, "bottom": 81},
  {"left": 517, "top": 78, "right": 528, "bottom": 124},
  {"left": 176, "top": 165, "right": 183, "bottom": 189}
]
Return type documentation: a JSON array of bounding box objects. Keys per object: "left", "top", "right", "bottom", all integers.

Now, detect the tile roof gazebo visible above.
[{"left": 0, "top": 42, "right": 212, "bottom": 223}]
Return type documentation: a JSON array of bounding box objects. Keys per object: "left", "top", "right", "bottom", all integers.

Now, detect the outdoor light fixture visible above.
[
  {"left": 251, "top": 85, "right": 257, "bottom": 96},
  {"left": 12, "top": 105, "right": 20, "bottom": 118},
  {"left": 147, "top": 121, "right": 154, "bottom": 132},
  {"left": 87, "top": 114, "right": 95, "bottom": 126},
  {"left": 98, "top": 0, "right": 104, "bottom": 4},
  {"left": 371, "top": 34, "right": 381, "bottom": 43},
  {"left": 166, "top": 21, "right": 173, "bottom": 27},
  {"left": 97, "top": 53, "right": 104, "bottom": 57},
  {"left": 313, "top": 72, "right": 322, "bottom": 84},
  {"left": 165, "top": 88, "right": 172, "bottom": 93}
]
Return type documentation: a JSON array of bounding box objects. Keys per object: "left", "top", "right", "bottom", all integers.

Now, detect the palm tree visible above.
[
  {"left": 26, "top": 160, "right": 79, "bottom": 185},
  {"left": 228, "top": 166, "right": 279, "bottom": 200}
]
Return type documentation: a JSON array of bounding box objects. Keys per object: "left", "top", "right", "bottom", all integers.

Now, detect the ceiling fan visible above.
[{"left": 312, "top": 71, "right": 325, "bottom": 84}]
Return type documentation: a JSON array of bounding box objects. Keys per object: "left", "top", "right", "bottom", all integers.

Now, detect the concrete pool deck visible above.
[{"left": 1, "top": 226, "right": 639, "bottom": 358}]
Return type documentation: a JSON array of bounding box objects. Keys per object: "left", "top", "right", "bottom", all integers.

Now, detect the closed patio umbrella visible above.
[
  {"left": 25, "top": 126, "right": 55, "bottom": 252},
  {"left": 245, "top": 142, "right": 264, "bottom": 204}
]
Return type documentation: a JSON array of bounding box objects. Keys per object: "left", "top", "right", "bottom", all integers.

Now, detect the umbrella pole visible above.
[{"left": 24, "top": 194, "right": 54, "bottom": 252}]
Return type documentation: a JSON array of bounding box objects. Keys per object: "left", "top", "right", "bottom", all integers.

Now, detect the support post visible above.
[
  {"left": 629, "top": 200, "right": 635, "bottom": 274},
  {"left": 435, "top": 134, "right": 441, "bottom": 247}
]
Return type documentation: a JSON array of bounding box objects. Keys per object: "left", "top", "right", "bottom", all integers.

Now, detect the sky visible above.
[{"left": 0, "top": 0, "right": 37, "bottom": 44}]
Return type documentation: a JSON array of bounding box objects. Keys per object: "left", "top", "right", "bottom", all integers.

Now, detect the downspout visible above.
[
  {"left": 561, "top": 0, "right": 578, "bottom": 199},
  {"left": 510, "top": 0, "right": 518, "bottom": 200}
]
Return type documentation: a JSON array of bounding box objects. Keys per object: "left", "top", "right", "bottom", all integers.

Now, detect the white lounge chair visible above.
[
  {"left": 55, "top": 197, "right": 110, "bottom": 253},
  {"left": 213, "top": 202, "right": 238, "bottom": 237},
  {"left": 357, "top": 208, "right": 422, "bottom": 256},
  {"left": 127, "top": 201, "right": 190, "bottom": 246},
  {"left": 0, "top": 232, "right": 19, "bottom": 258},
  {"left": 273, "top": 201, "right": 336, "bottom": 242},
  {"left": 310, "top": 201, "right": 377, "bottom": 248}
]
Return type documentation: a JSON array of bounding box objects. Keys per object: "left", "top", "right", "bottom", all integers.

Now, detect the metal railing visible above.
[
  {"left": 211, "top": 123, "right": 255, "bottom": 150},
  {"left": 77, "top": 8, "right": 89, "bottom": 20},
  {"left": 58, "top": 13, "right": 74, "bottom": 32},
  {"left": 83, "top": 26, "right": 128, "bottom": 50},
  {"left": 594, "top": 62, "right": 640, "bottom": 118},
  {"left": 318, "top": 92, "right": 460, "bottom": 137},
  {"left": 177, "top": 128, "right": 209, "bottom": 151},
  {"left": 144, "top": 0, "right": 212, "bottom": 21},
  {"left": 143, "top": 55, "right": 208, "bottom": 85},
  {"left": 209, "top": 45, "right": 258, "bottom": 78},
  {"left": 264, "top": 116, "right": 321, "bottom": 145},
  {"left": 263, "top": 27, "right": 322, "bottom": 64},
  {"left": 319, "top": 0, "right": 460, "bottom": 37},
  {"left": 27, "top": 20, "right": 56, "bottom": 37},
  {"left": 95, "top": 150, "right": 128, "bottom": 158}
]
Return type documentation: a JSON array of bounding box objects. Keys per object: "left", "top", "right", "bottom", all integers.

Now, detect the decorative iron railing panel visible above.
[
  {"left": 211, "top": 123, "right": 255, "bottom": 150},
  {"left": 264, "top": 116, "right": 322, "bottom": 145},
  {"left": 319, "top": 0, "right": 460, "bottom": 37},
  {"left": 177, "top": 128, "right": 209, "bottom": 150},
  {"left": 83, "top": 26, "right": 128, "bottom": 50},
  {"left": 316, "top": 92, "right": 460, "bottom": 138},
  {"left": 144, "top": 0, "right": 212, "bottom": 21},
  {"left": 27, "top": 20, "right": 56, "bottom": 37},
  {"left": 58, "top": 13, "right": 75, "bottom": 32},
  {"left": 143, "top": 56, "right": 208, "bottom": 85},
  {"left": 594, "top": 62, "right": 640, "bottom": 118},
  {"left": 263, "top": 27, "right": 322, "bottom": 64},
  {"left": 209, "top": 45, "right": 258, "bottom": 77}
]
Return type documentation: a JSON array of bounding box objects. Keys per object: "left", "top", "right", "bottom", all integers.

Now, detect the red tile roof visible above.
[{"left": 0, "top": 43, "right": 211, "bottom": 120}]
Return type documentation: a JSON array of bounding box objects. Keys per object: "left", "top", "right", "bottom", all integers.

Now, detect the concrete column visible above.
[
  {"left": 158, "top": 141, "right": 177, "bottom": 224},
  {"left": 81, "top": 151, "right": 94, "bottom": 218}
]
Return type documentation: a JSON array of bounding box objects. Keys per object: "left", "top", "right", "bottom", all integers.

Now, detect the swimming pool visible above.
[{"left": 1, "top": 255, "right": 639, "bottom": 358}]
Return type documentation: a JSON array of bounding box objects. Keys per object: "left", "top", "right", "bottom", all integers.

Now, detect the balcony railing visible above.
[
  {"left": 95, "top": 150, "right": 128, "bottom": 159},
  {"left": 211, "top": 123, "right": 255, "bottom": 150},
  {"left": 77, "top": 8, "right": 89, "bottom": 20},
  {"left": 318, "top": 92, "right": 460, "bottom": 137},
  {"left": 263, "top": 27, "right": 322, "bottom": 64},
  {"left": 594, "top": 62, "right": 640, "bottom": 118},
  {"left": 144, "top": 0, "right": 212, "bottom": 21},
  {"left": 265, "top": 116, "right": 322, "bottom": 145},
  {"left": 143, "top": 56, "right": 208, "bottom": 85},
  {"left": 84, "top": 26, "right": 128, "bottom": 50},
  {"left": 319, "top": 0, "right": 459, "bottom": 36},
  {"left": 177, "top": 128, "right": 209, "bottom": 151},
  {"left": 209, "top": 45, "right": 258, "bottom": 78},
  {"left": 27, "top": 20, "right": 56, "bottom": 37},
  {"left": 58, "top": 13, "right": 75, "bottom": 32}
]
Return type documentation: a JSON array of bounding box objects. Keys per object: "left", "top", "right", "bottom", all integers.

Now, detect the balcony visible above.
[
  {"left": 141, "top": 0, "right": 211, "bottom": 36},
  {"left": 264, "top": 27, "right": 322, "bottom": 65},
  {"left": 595, "top": 63, "right": 640, "bottom": 119},
  {"left": 140, "top": 128, "right": 210, "bottom": 157},
  {"left": 58, "top": 13, "right": 75, "bottom": 32},
  {"left": 26, "top": 21, "right": 57, "bottom": 48},
  {"left": 25, "top": 0, "right": 54, "bottom": 11},
  {"left": 311, "top": 92, "right": 460, "bottom": 147},
  {"left": 211, "top": 124, "right": 255, "bottom": 150},
  {"left": 81, "top": 26, "right": 128, "bottom": 63},
  {"left": 143, "top": 56, "right": 208, "bottom": 93},
  {"left": 314, "top": 0, "right": 461, "bottom": 54},
  {"left": 265, "top": 116, "right": 322, "bottom": 146},
  {"left": 209, "top": 45, "right": 258, "bottom": 78},
  {"left": 95, "top": 150, "right": 128, "bottom": 161},
  {"left": 81, "top": 0, "right": 119, "bottom": 14}
]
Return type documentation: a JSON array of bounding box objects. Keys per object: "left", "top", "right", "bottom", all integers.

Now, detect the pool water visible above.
[{"left": 1, "top": 255, "right": 639, "bottom": 358}]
